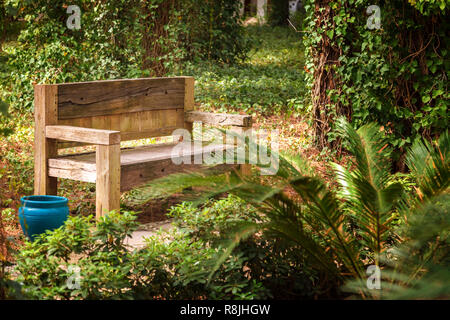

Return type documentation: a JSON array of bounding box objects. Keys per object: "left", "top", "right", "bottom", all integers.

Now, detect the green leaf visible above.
[
  {"left": 0, "top": 99, "right": 9, "bottom": 116},
  {"left": 422, "top": 95, "right": 431, "bottom": 103}
]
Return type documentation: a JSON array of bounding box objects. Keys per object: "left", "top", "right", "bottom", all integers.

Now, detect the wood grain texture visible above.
[
  {"left": 48, "top": 168, "right": 96, "bottom": 183},
  {"left": 185, "top": 111, "right": 252, "bottom": 127},
  {"left": 231, "top": 126, "right": 252, "bottom": 176},
  {"left": 183, "top": 77, "right": 195, "bottom": 135},
  {"left": 57, "top": 77, "right": 186, "bottom": 119},
  {"left": 34, "top": 84, "right": 58, "bottom": 195},
  {"left": 96, "top": 144, "right": 121, "bottom": 219},
  {"left": 46, "top": 125, "right": 120, "bottom": 145},
  {"left": 49, "top": 156, "right": 96, "bottom": 172},
  {"left": 56, "top": 109, "right": 184, "bottom": 148},
  {"left": 50, "top": 142, "right": 233, "bottom": 166},
  {"left": 120, "top": 161, "right": 237, "bottom": 192}
]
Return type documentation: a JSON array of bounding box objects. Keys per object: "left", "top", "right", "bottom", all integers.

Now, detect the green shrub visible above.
[
  {"left": 303, "top": 0, "right": 449, "bottom": 155},
  {"left": 268, "top": 0, "right": 289, "bottom": 26},
  {"left": 168, "top": 195, "right": 260, "bottom": 241},
  {"left": 180, "top": 0, "right": 249, "bottom": 64},
  {"left": 14, "top": 209, "right": 268, "bottom": 300},
  {"left": 168, "top": 195, "right": 323, "bottom": 299},
  {"left": 0, "top": 206, "right": 22, "bottom": 299},
  {"left": 0, "top": 0, "right": 249, "bottom": 113},
  {"left": 1, "top": 0, "right": 147, "bottom": 112}
]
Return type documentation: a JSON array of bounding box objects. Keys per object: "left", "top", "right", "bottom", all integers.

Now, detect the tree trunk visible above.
[{"left": 311, "top": 1, "right": 350, "bottom": 151}]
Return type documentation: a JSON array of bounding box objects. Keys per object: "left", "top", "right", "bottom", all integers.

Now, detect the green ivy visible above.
[
  {"left": 408, "top": 0, "right": 449, "bottom": 15},
  {"left": 303, "top": 0, "right": 449, "bottom": 157},
  {"left": 0, "top": 0, "right": 247, "bottom": 112}
]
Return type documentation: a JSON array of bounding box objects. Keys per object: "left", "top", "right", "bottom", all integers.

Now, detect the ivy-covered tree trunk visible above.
[
  {"left": 141, "top": 0, "right": 177, "bottom": 77},
  {"left": 310, "top": 0, "right": 349, "bottom": 150},
  {"left": 306, "top": 0, "right": 448, "bottom": 166}
]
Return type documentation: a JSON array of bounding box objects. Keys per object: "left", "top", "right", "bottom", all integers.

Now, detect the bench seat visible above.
[{"left": 48, "top": 142, "right": 236, "bottom": 192}]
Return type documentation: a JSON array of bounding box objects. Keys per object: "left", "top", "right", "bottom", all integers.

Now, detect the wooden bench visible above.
[{"left": 34, "top": 77, "right": 252, "bottom": 219}]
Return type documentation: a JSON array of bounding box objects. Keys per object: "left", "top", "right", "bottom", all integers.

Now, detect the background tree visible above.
[{"left": 304, "top": 0, "right": 448, "bottom": 169}]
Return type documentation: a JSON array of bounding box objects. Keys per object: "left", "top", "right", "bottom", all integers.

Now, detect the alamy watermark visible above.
[
  {"left": 366, "top": 265, "right": 381, "bottom": 290},
  {"left": 66, "top": 5, "right": 81, "bottom": 30},
  {"left": 66, "top": 265, "right": 81, "bottom": 290},
  {"left": 366, "top": 5, "right": 381, "bottom": 30}
]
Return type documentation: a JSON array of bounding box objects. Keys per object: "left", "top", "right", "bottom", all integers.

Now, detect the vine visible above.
[
  {"left": 0, "top": 0, "right": 246, "bottom": 112},
  {"left": 304, "top": 0, "right": 449, "bottom": 167}
]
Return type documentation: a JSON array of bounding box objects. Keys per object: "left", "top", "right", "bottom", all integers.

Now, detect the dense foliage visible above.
[
  {"left": 303, "top": 0, "right": 449, "bottom": 163},
  {"left": 1, "top": 0, "right": 448, "bottom": 301},
  {"left": 131, "top": 120, "right": 448, "bottom": 299},
  {"left": 7, "top": 119, "right": 448, "bottom": 300},
  {"left": 180, "top": 0, "right": 249, "bottom": 63},
  {"left": 0, "top": 0, "right": 247, "bottom": 112},
  {"left": 14, "top": 209, "right": 265, "bottom": 300},
  {"left": 268, "top": 0, "right": 290, "bottom": 26},
  {"left": 12, "top": 196, "right": 325, "bottom": 300}
]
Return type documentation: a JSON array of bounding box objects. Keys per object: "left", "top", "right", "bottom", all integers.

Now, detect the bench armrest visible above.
[
  {"left": 185, "top": 111, "right": 252, "bottom": 127},
  {"left": 45, "top": 125, "right": 121, "bottom": 145}
]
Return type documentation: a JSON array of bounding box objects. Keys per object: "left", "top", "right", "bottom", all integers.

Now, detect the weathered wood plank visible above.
[
  {"left": 50, "top": 142, "right": 233, "bottom": 166},
  {"left": 48, "top": 160, "right": 237, "bottom": 192},
  {"left": 48, "top": 168, "right": 96, "bottom": 183},
  {"left": 34, "top": 84, "right": 58, "bottom": 195},
  {"left": 46, "top": 125, "right": 120, "bottom": 145},
  {"left": 48, "top": 157, "right": 96, "bottom": 171},
  {"left": 57, "top": 77, "right": 186, "bottom": 119},
  {"left": 120, "top": 161, "right": 238, "bottom": 192},
  {"left": 183, "top": 77, "right": 195, "bottom": 136},
  {"left": 231, "top": 126, "right": 252, "bottom": 176},
  {"left": 56, "top": 108, "right": 185, "bottom": 148},
  {"left": 96, "top": 144, "right": 121, "bottom": 219},
  {"left": 185, "top": 111, "right": 252, "bottom": 127}
]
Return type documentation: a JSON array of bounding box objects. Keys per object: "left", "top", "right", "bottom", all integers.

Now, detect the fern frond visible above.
[
  {"left": 406, "top": 130, "right": 449, "bottom": 201},
  {"left": 334, "top": 118, "right": 404, "bottom": 265}
]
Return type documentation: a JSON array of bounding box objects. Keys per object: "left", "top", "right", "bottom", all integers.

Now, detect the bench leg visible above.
[
  {"left": 34, "top": 84, "right": 58, "bottom": 196},
  {"left": 231, "top": 126, "right": 252, "bottom": 177},
  {"left": 96, "top": 144, "right": 121, "bottom": 220},
  {"left": 239, "top": 163, "right": 252, "bottom": 176}
]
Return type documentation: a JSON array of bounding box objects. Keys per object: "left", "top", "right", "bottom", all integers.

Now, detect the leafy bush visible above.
[
  {"left": 168, "top": 195, "right": 323, "bottom": 299},
  {"left": 303, "top": 0, "right": 449, "bottom": 157},
  {"left": 0, "top": 204, "right": 22, "bottom": 299},
  {"left": 409, "top": 0, "right": 448, "bottom": 15},
  {"left": 0, "top": 0, "right": 248, "bottom": 112},
  {"left": 14, "top": 193, "right": 327, "bottom": 299},
  {"left": 180, "top": 0, "right": 249, "bottom": 64},
  {"left": 1, "top": 0, "right": 144, "bottom": 112},
  {"left": 0, "top": 99, "right": 12, "bottom": 136},
  {"left": 268, "top": 0, "right": 290, "bottom": 26},
  {"left": 345, "top": 194, "right": 449, "bottom": 299},
  {"left": 14, "top": 209, "right": 268, "bottom": 300}
]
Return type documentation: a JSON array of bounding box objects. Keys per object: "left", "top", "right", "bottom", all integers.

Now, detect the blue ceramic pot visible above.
[{"left": 18, "top": 195, "right": 69, "bottom": 241}]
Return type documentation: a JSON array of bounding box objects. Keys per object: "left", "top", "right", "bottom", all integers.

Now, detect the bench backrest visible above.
[{"left": 34, "top": 77, "right": 194, "bottom": 148}]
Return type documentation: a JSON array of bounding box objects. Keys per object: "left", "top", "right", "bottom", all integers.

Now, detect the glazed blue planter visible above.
[{"left": 18, "top": 195, "right": 69, "bottom": 241}]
